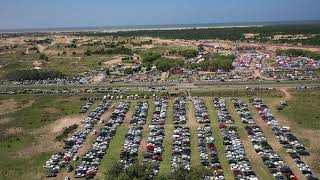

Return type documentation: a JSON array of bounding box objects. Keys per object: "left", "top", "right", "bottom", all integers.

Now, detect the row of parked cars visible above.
[
  {"left": 44, "top": 99, "right": 112, "bottom": 177},
  {"left": 173, "top": 97, "right": 187, "bottom": 125},
  {"left": 251, "top": 98, "right": 317, "bottom": 180},
  {"left": 193, "top": 98, "right": 210, "bottom": 123},
  {"left": 213, "top": 98, "right": 258, "bottom": 180},
  {"left": 214, "top": 98, "right": 234, "bottom": 124},
  {"left": 232, "top": 99, "right": 255, "bottom": 125},
  {"left": 197, "top": 125, "right": 225, "bottom": 180},
  {"left": 79, "top": 98, "right": 95, "bottom": 113},
  {"left": 151, "top": 97, "right": 168, "bottom": 125},
  {"left": 0, "top": 88, "right": 130, "bottom": 95},
  {"left": 171, "top": 126, "right": 191, "bottom": 171},
  {"left": 232, "top": 99, "right": 297, "bottom": 180},
  {"left": 74, "top": 101, "right": 130, "bottom": 178},
  {"left": 119, "top": 101, "right": 149, "bottom": 169},
  {"left": 192, "top": 98, "right": 225, "bottom": 179},
  {"left": 0, "top": 77, "right": 90, "bottom": 86},
  {"left": 130, "top": 101, "right": 149, "bottom": 126},
  {"left": 144, "top": 125, "right": 165, "bottom": 175}
]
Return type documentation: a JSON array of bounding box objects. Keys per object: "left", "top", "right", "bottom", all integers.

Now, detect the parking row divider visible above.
[
  {"left": 226, "top": 98, "right": 275, "bottom": 179},
  {"left": 186, "top": 99, "right": 201, "bottom": 168},
  {"left": 159, "top": 98, "right": 174, "bottom": 175},
  {"left": 138, "top": 100, "right": 155, "bottom": 163},
  {"left": 95, "top": 101, "right": 136, "bottom": 179},
  {"left": 203, "top": 98, "right": 235, "bottom": 180}
]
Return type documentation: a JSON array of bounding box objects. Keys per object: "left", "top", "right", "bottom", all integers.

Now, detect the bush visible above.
[
  {"left": 123, "top": 67, "right": 134, "bottom": 74},
  {"left": 189, "top": 54, "right": 235, "bottom": 71},
  {"left": 179, "top": 49, "right": 198, "bottom": 59},
  {"left": 141, "top": 51, "right": 162, "bottom": 66},
  {"left": 39, "top": 54, "right": 49, "bottom": 61},
  {"left": 154, "top": 58, "right": 184, "bottom": 72},
  {"left": 56, "top": 124, "right": 78, "bottom": 141}
]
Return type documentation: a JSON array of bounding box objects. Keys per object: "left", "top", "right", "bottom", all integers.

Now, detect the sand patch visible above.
[
  {"left": 0, "top": 117, "right": 14, "bottom": 124},
  {"left": 103, "top": 56, "right": 122, "bottom": 66},
  {"left": 15, "top": 114, "right": 85, "bottom": 159},
  {"left": 0, "top": 99, "right": 35, "bottom": 115},
  {"left": 6, "top": 127, "right": 25, "bottom": 135},
  {"left": 0, "top": 99, "right": 18, "bottom": 115},
  {"left": 32, "top": 60, "right": 42, "bottom": 67},
  {"left": 32, "top": 60, "right": 43, "bottom": 70},
  {"left": 244, "top": 33, "right": 258, "bottom": 39},
  {"left": 50, "top": 114, "right": 85, "bottom": 133}
]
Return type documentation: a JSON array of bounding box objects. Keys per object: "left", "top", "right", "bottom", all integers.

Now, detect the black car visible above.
[{"left": 67, "top": 164, "right": 73, "bottom": 172}]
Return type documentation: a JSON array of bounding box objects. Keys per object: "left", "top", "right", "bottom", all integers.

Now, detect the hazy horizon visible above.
[{"left": 1, "top": 0, "right": 320, "bottom": 30}]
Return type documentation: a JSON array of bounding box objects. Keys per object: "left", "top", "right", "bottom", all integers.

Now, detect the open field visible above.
[{"left": 0, "top": 88, "right": 318, "bottom": 179}]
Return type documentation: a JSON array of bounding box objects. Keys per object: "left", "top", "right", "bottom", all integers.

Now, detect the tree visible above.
[
  {"left": 84, "top": 49, "right": 92, "bottom": 56},
  {"left": 123, "top": 67, "right": 134, "bottom": 74},
  {"left": 179, "top": 49, "right": 198, "bottom": 59},
  {"left": 106, "top": 162, "right": 124, "bottom": 178},
  {"left": 39, "top": 54, "right": 49, "bottom": 61}
]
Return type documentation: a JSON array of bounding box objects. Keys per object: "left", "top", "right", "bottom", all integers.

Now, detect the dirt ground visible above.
[
  {"left": 103, "top": 56, "right": 122, "bottom": 66},
  {"left": 0, "top": 99, "right": 18, "bottom": 115},
  {"left": 16, "top": 114, "right": 85, "bottom": 159},
  {"left": 5, "top": 127, "right": 25, "bottom": 135},
  {"left": 0, "top": 117, "right": 14, "bottom": 124},
  {"left": 50, "top": 114, "right": 85, "bottom": 133}
]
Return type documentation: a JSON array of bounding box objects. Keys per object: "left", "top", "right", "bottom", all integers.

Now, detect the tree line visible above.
[
  {"left": 74, "top": 24, "right": 320, "bottom": 45},
  {"left": 106, "top": 162, "right": 212, "bottom": 180},
  {"left": 6, "top": 69, "right": 65, "bottom": 81}
]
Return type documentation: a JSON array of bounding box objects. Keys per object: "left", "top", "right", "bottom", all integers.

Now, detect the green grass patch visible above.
[
  {"left": 159, "top": 98, "right": 174, "bottom": 175},
  {"left": 0, "top": 94, "right": 84, "bottom": 129},
  {"left": 204, "top": 98, "right": 234, "bottom": 180}
]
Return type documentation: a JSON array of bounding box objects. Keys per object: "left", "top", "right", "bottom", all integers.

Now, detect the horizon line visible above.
[{"left": 1, "top": 19, "right": 320, "bottom": 33}]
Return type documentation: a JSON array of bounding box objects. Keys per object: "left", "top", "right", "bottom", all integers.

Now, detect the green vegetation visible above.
[
  {"left": 106, "top": 162, "right": 212, "bottom": 180},
  {"left": 26, "top": 38, "right": 52, "bottom": 45},
  {"left": 203, "top": 98, "right": 235, "bottom": 180},
  {"left": 188, "top": 54, "right": 235, "bottom": 71},
  {"left": 280, "top": 90, "right": 320, "bottom": 130},
  {"left": 179, "top": 49, "right": 198, "bottom": 59},
  {"left": 39, "top": 54, "right": 48, "bottom": 61},
  {"left": 75, "top": 24, "right": 320, "bottom": 45},
  {"left": 0, "top": 94, "right": 84, "bottom": 180},
  {"left": 276, "top": 49, "right": 320, "bottom": 59},
  {"left": 141, "top": 51, "right": 162, "bottom": 67},
  {"left": 154, "top": 58, "right": 184, "bottom": 72},
  {"left": 89, "top": 46, "right": 133, "bottom": 55},
  {"left": 130, "top": 40, "right": 152, "bottom": 46},
  {"left": 6, "top": 69, "right": 65, "bottom": 81},
  {"left": 55, "top": 124, "right": 79, "bottom": 141},
  {"left": 141, "top": 51, "right": 184, "bottom": 71},
  {"left": 0, "top": 94, "right": 83, "bottom": 130}
]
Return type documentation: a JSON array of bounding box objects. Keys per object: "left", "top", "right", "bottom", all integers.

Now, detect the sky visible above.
[{"left": 0, "top": 0, "right": 320, "bottom": 29}]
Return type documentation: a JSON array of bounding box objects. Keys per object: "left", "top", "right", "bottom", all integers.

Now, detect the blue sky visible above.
[{"left": 0, "top": 0, "right": 320, "bottom": 29}]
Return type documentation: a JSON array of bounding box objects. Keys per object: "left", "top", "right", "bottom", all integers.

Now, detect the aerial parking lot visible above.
[
  {"left": 1, "top": 16, "right": 320, "bottom": 180},
  {"left": 0, "top": 88, "right": 319, "bottom": 180}
]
